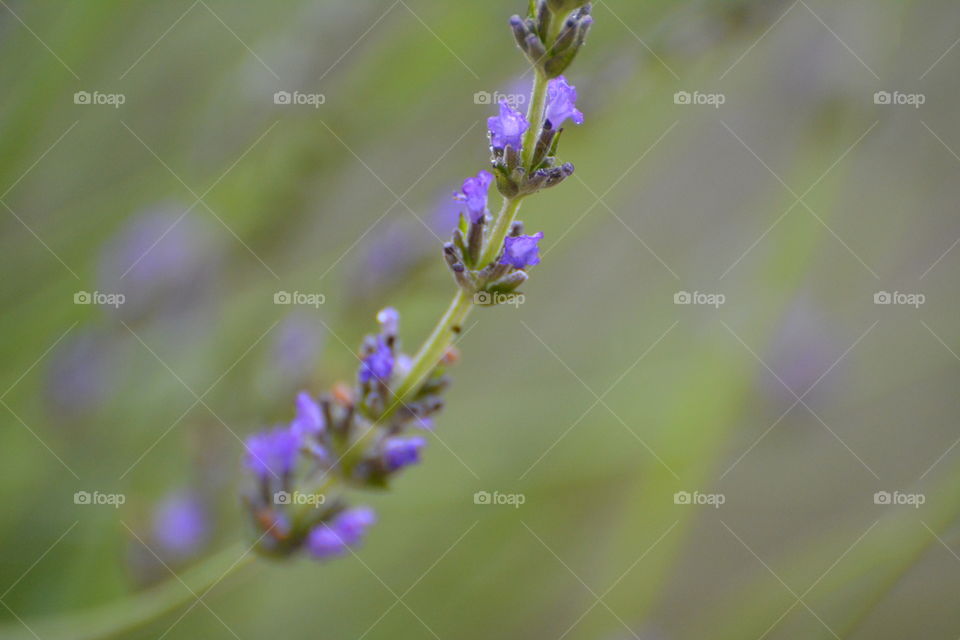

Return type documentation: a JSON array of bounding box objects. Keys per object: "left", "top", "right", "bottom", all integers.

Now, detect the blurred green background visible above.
[{"left": 3, "top": 0, "right": 960, "bottom": 638}]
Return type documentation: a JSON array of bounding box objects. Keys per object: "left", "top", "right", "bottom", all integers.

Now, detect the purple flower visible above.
[
  {"left": 454, "top": 170, "right": 494, "bottom": 224},
  {"left": 359, "top": 337, "right": 394, "bottom": 384},
  {"left": 290, "top": 391, "right": 324, "bottom": 438},
  {"left": 307, "top": 507, "right": 376, "bottom": 559},
  {"left": 245, "top": 427, "right": 300, "bottom": 478},
  {"left": 488, "top": 100, "right": 529, "bottom": 149},
  {"left": 270, "top": 312, "right": 323, "bottom": 384},
  {"left": 499, "top": 232, "right": 544, "bottom": 269},
  {"left": 377, "top": 307, "right": 400, "bottom": 336},
  {"left": 152, "top": 491, "right": 208, "bottom": 558},
  {"left": 383, "top": 436, "right": 427, "bottom": 471},
  {"left": 544, "top": 76, "right": 584, "bottom": 128}
]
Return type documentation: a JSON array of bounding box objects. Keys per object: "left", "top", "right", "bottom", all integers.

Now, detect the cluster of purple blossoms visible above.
[
  {"left": 242, "top": 308, "right": 449, "bottom": 560},
  {"left": 443, "top": 70, "right": 583, "bottom": 301},
  {"left": 242, "top": 0, "right": 591, "bottom": 562}
]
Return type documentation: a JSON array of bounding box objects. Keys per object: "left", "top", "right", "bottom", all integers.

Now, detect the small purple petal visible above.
[
  {"left": 383, "top": 436, "right": 427, "bottom": 471},
  {"left": 359, "top": 337, "right": 394, "bottom": 384},
  {"left": 307, "top": 507, "right": 376, "bottom": 559},
  {"left": 291, "top": 391, "right": 324, "bottom": 438},
  {"left": 499, "top": 232, "right": 544, "bottom": 269},
  {"left": 487, "top": 100, "right": 529, "bottom": 150},
  {"left": 454, "top": 170, "right": 494, "bottom": 224},
  {"left": 377, "top": 307, "right": 400, "bottom": 336},
  {"left": 245, "top": 426, "right": 300, "bottom": 478},
  {"left": 544, "top": 76, "right": 584, "bottom": 129}
]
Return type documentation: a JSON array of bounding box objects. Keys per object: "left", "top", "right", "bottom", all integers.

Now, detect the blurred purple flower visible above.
[
  {"left": 346, "top": 193, "right": 461, "bottom": 301},
  {"left": 290, "top": 391, "right": 324, "bottom": 438},
  {"left": 358, "top": 337, "right": 394, "bottom": 384},
  {"left": 97, "top": 204, "right": 220, "bottom": 320},
  {"left": 306, "top": 507, "right": 376, "bottom": 559},
  {"left": 152, "top": 491, "right": 208, "bottom": 558},
  {"left": 764, "top": 301, "right": 838, "bottom": 405},
  {"left": 377, "top": 307, "right": 400, "bottom": 337},
  {"left": 488, "top": 100, "right": 529, "bottom": 149},
  {"left": 45, "top": 327, "right": 114, "bottom": 417},
  {"left": 383, "top": 436, "right": 427, "bottom": 471},
  {"left": 544, "top": 76, "right": 584, "bottom": 128},
  {"left": 454, "top": 170, "right": 494, "bottom": 224},
  {"left": 245, "top": 427, "right": 300, "bottom": 478},
  {"left": 500, "top": 232, "right": 544, "bottom": 269},
  {"left": 270, "top": 312, "right": 323, "bottom": 384}
]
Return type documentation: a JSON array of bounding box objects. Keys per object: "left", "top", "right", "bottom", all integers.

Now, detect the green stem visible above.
[
  {"left": 389, "top": 288, "right": 474, "bottom": 410},
  {"left": 2, "top": 541, "right": 254, "bottom": 640},
  {"left": 520, "top": 71, "right": 549, "bottom": 169}
]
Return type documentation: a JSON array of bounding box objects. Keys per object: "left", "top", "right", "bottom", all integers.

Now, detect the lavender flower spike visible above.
[
  {"left": 454, "top": 170, "right": 494, "bottom": 223},
  {"left": 245, "top": 426, "right": 300, "bottom": 478},
  {"left": 383, "top": 436, "right": 427, "bottom": 471},
  {"left": 544, "top": 76, "right": 583, "bottom": 128},
  {"left": 488, "top": 99, "right": 529, "bottom": 150},
  {"left": 500, "top": 232, "right": 544, "bottom": 269},
  {"left": 290, "top": 391, "right": 324, "bottom": 438},
  {"left": 307, "top": 507, "right": 377, "bottom": 559}
]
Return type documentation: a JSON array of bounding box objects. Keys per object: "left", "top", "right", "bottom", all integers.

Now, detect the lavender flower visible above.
[
  {"left": 306, "top": 507, "right": 376, "bottom": 559},
  {"left": 383, "top": 436, "right": 427, "bottom": 471},
  {"left": 500, "top": 232, "right": 544, "bottom": 269},
  {"left": 290, "top": 391, "right": 324, "bottom": 438},
  {"left": 152, "top": 491, "right": 208, "bottom": 558},
  {"left": 239, "top": 0, "right": 594, "bottom": 564},
  {"left": 377, "top": 307, "right": 400, "bottom": 337},
  {"left": 454, "top": 170, "right": 494, "bottom": 223},
  {"left": 359, "top": 337, "right": 394, "bottom": 384},
  {"left": 544, "top": 76, "right": 584, "bottom": 128},
  {"left": 245, "top": 427, "right": 300, "bottom": 478},
  {"left": 488, "top": 100, "right": 529, "bottom": 149}
]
